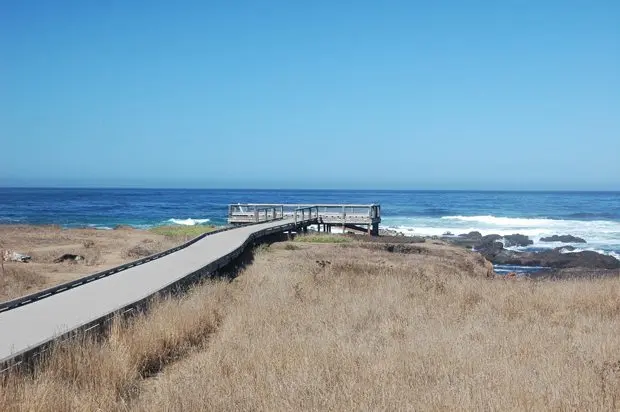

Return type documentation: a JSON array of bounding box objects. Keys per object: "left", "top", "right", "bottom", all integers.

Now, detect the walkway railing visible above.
[
  {"left": 294, "top": 206, "right": 319, "bottom": 224},
  {"left": 253, "top": 206, "right": 285, "bottom": 223},
  {"left": 228, "top": 204, "right": 381, "bottom": 226}
]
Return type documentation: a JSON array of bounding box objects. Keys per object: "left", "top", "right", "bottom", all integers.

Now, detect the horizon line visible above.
[{"left": 1, "top": 186, "right": 619, "bottom": 193}]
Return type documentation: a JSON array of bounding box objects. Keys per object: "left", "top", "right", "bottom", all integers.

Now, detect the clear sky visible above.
[{"left": 1, "top": 1, "right": 618, "bottom": 190}]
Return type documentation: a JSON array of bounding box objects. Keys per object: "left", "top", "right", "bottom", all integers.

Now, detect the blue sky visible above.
[{"left": 1, "top": 1, "right": 618, "bottom": 190}]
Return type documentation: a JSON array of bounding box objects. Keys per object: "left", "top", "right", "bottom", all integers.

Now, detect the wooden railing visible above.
[
  {"left": 253, "top": 206, "right": 285, "bottom": 223},
  {"left": 294, "top": 206, "right": 319, "bottom": 224},
  {"left": 228, "top": 204, "right": 381, "bottom": 225}
]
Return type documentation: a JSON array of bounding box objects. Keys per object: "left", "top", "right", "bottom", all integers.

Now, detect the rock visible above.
[
  {"left": 540, "top": 234, "right": 587, "bottom": 243},
  {"left": 471, "top": 236, "right": 619, "bottom": 270},
  {"left": 491, "top": 249, "right": 620, "bottom": 270},
  {"left": 458, "top": 231, "right": 482, "bottom": 240},
  {"left": 2, "top": 250, "right": 32, "bottom": 263},
  {"left": 474, "top": 241, "right": 504, "bottom": 258},
  {"left": 53, "top": 254, "right": 85, "bottom": 263},
  {"left": 479, "top": 234, "right": 502, "bottom": 244},
  {"left": 378, "top": 228, "right": 405, "bottom": 237},
  {"left": 472, "top": 235, "right": 504, "bottom": 257},
  {"left": 554, "top": 246, "right": 576, "bottom": 252},
  {"left": 503, "top": 234, "right": 534, "bottom": 248},
  {"left": 442, "top": 231, "right": 454, "bottom": 236}
]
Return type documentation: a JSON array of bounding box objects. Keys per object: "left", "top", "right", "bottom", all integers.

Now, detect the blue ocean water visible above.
[{"left": 1, "top": 188, "right": 619, "bottom": 258}]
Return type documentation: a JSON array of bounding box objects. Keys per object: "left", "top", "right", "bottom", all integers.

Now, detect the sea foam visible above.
[{"left": 167, "top": 218, "right": 211, "bottom": 226}]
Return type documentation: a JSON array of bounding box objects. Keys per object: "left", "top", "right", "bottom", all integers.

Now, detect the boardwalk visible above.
[
  {"left": 0, "top": 213, "right": 318, "bottom": 370},
  {"left": 229, "top": 204, "right": 381, "bottom": 235}
]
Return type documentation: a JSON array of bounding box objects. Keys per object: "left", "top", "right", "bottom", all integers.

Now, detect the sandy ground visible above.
[{"left": 0, "top": 225, "right": 182, "bottom": 301}]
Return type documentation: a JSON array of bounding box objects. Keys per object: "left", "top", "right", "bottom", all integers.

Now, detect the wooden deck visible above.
[{"left": 228, "top": 204, "right": 381, "bottom": 235}]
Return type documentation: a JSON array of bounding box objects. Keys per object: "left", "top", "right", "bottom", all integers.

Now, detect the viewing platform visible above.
[{"left": 228, "top": 204, "right": 381, "bottom": 236}]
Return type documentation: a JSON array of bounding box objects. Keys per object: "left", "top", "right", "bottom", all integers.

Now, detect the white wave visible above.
[
  {"left": 86, "top": 224, "right": 113, "bottom": 230},
  {"left": 381, "top": 214, "right": 620, "bottom": 257},
  {"left": 558, "top": 248, "right": 620, "bottom": 261},
  {"left": 441, "top": 215, "right": 562, "bottom": 227},
  {"left": 167, "top": 218, "right": 211, "bottom": 226}
]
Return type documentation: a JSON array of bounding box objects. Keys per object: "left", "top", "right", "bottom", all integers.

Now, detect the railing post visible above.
[{"left": 254, "top": 207, "right": 258, "bottom": 223}]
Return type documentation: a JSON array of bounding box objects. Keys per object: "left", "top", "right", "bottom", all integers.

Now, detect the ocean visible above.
[{"left": 1, "top": 188, "right": 619, "bottom": 259}]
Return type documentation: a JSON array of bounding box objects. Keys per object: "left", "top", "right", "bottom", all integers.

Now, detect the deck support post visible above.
[{"left": 371, "top": 223, "right": 379, "bottom": 236}]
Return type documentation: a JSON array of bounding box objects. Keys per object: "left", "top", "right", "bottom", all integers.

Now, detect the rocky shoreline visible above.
[
  {"left": 446, "top": 231, "right": 619, "bottom": 277},
  {"left": 379, "top": 228, "right": 620, "bottom": 278}
]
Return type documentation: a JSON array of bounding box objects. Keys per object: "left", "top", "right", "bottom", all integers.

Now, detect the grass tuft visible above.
[
  {"left": 0, "top": 265, "right": 47, "bottom": 301},
  {"left": 293, "top": 234, "right": 352, "bottom": 244},
  {"left": 148, "top": 225, "right": 218, "bottom": 239}
]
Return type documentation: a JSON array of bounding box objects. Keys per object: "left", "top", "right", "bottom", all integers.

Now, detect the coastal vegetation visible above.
[
  {"left": 2, "top": 238, "right": 619, "bottom": 410},
  {"left": 293, "top": 233, "right": 352, "bottom": 243},
  {"left": 148, "top": 224, "right": 217, "bottom": 239}
]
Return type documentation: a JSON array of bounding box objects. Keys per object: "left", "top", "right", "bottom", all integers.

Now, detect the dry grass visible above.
[
  {"left": 293, "top": 233, "right": 353, "bottom": 243},
  {"left": 122, "top": 239, "right": 178, "bottom": 259},
  {"left": 2, "top": 241, "right": 620, "bottom": 411},
  {"left": 1, "top": 280, "right": 232, "bottom": 411},
  {"left": 0, "top": 265, "right": 47, "bottom": 301}
]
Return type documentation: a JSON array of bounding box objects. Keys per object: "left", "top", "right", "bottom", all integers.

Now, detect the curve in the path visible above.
[{"left": 0, "top": 218, "right": 307, "bottom": 371}]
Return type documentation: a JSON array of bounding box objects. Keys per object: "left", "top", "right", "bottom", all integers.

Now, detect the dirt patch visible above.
[{"left": 0, "top": 225, "right": 183, "bottom": 301}]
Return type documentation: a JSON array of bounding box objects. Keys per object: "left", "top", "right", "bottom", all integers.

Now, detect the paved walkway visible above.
[{"left": 0, "top": 219, "right": 297, "bottom": 365}]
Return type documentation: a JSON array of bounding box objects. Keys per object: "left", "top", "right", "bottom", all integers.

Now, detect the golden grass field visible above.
[
  {"left": 1, "top": 232, "right": 620, "bottom": 410},
  {"left": 0, "top": 225, "right": 215, "bottom": 301}
]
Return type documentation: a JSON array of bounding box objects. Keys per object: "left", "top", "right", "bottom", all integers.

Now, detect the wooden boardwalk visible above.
[
  {"left": 229, "top": 204, "right": 381, "bottom": 235},
  {"left": 0, "top": 209, "right": 319, "bottom": 371}
]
